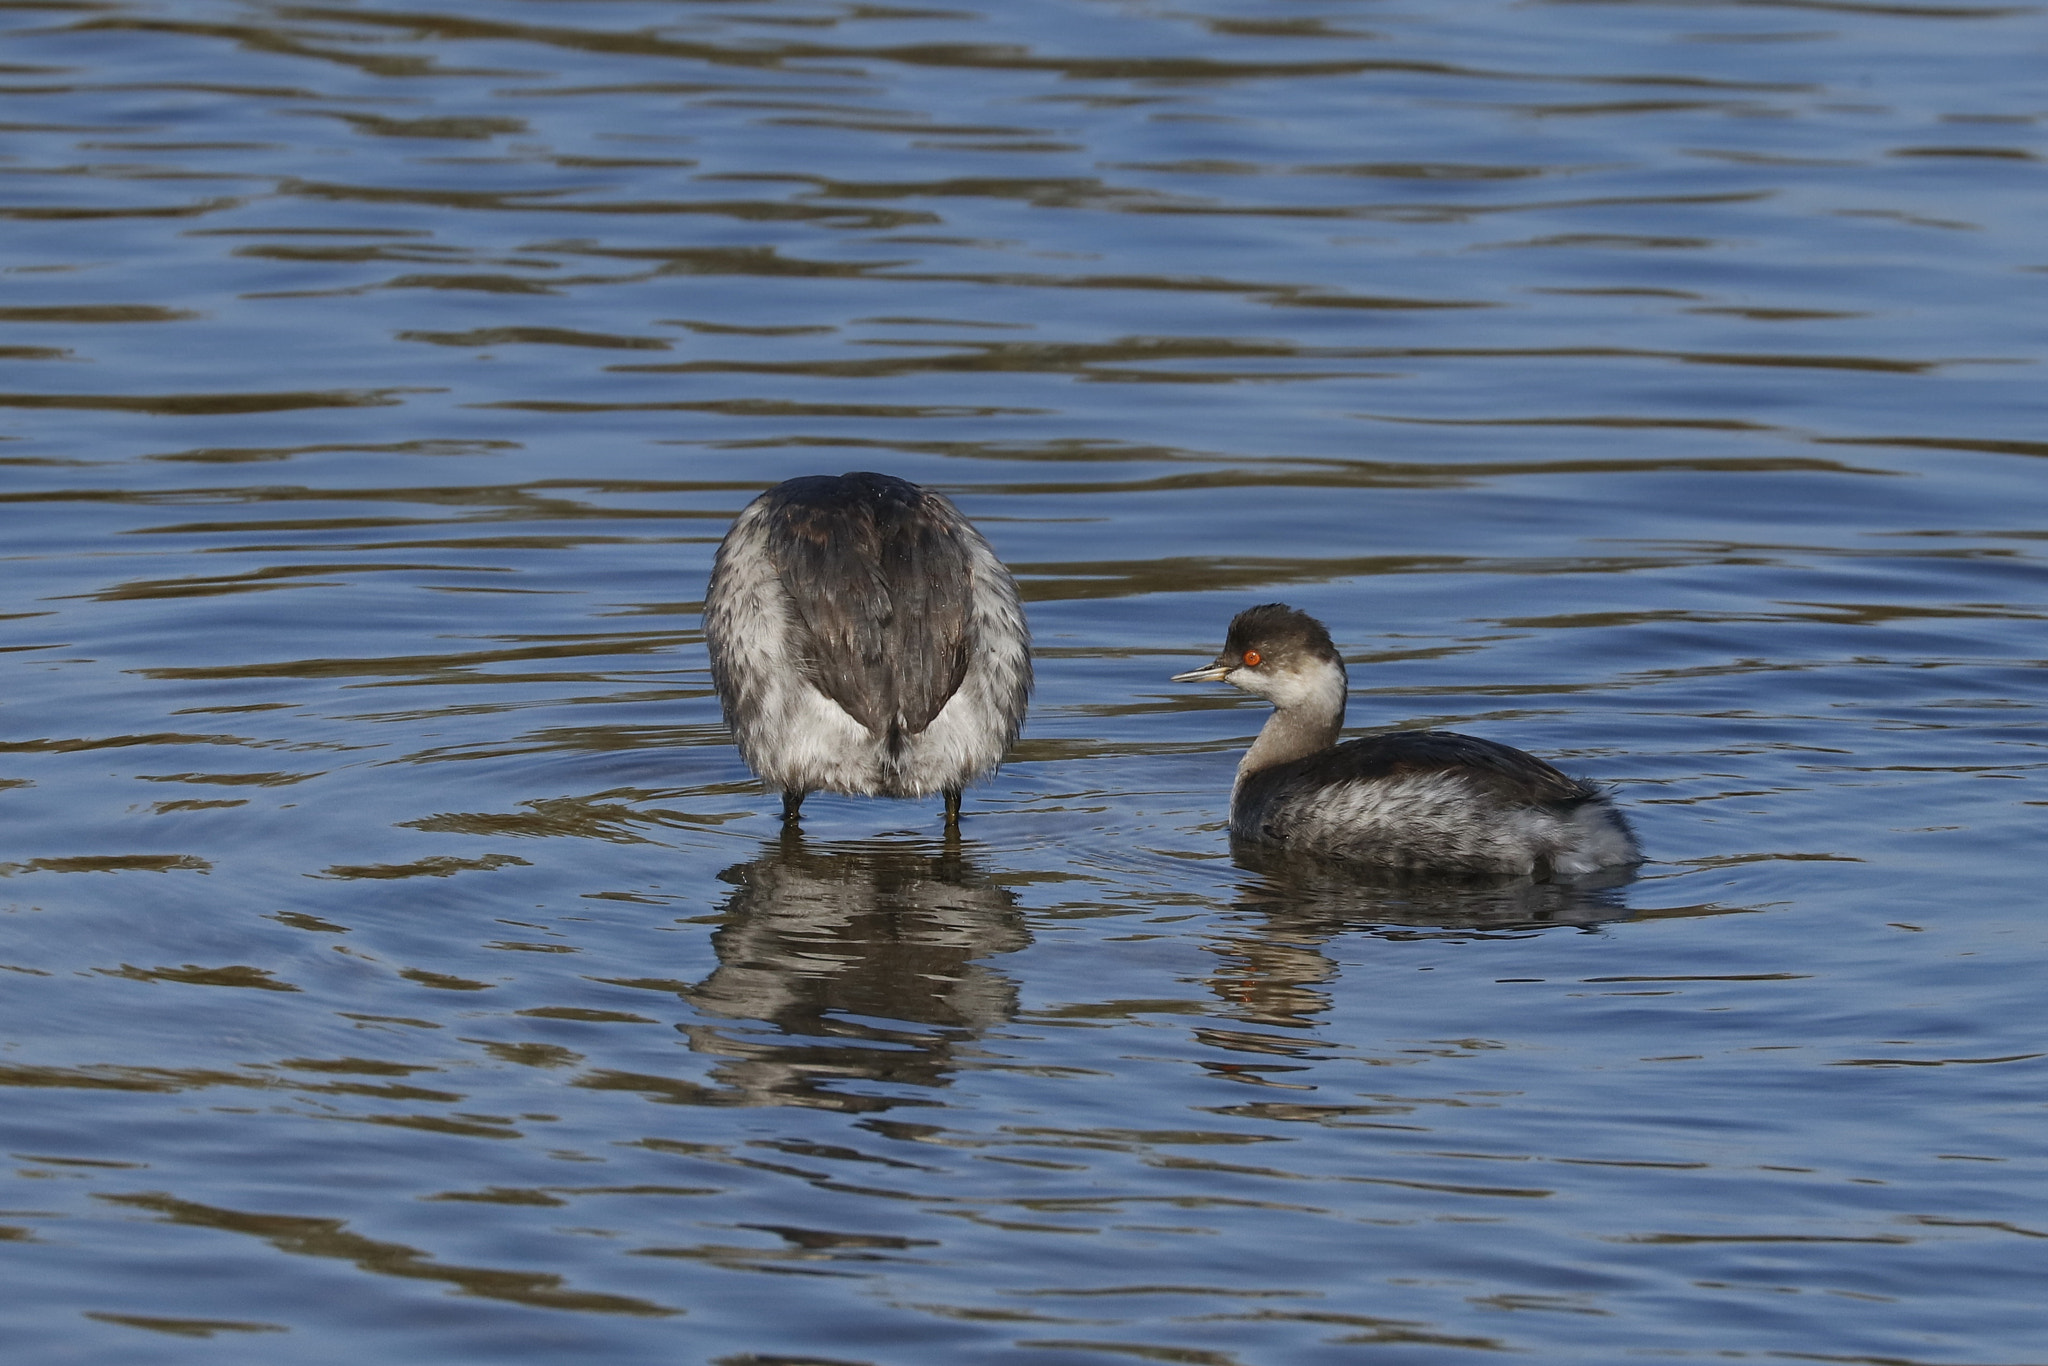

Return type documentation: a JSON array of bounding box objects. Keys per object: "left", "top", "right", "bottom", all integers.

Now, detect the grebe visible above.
[
  {"left": 703, "top": 472, "right": 1031, "bottom": 828},
  {"left": 1173, "top": 604, "right": 1638, "bottom": 876}
]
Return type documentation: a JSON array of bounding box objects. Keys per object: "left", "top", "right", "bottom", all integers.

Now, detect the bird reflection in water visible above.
[
  {"left": 1207, "top": 844, "right": 1636, "bottom": 1029},
  {"left": 678, "top": 833, "right": 1028, "bottom": 1110}
]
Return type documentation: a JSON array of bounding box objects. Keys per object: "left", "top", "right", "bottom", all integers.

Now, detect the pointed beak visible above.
[{"left": 1171, "top": 661, "right": 1232, "bottom": 683}]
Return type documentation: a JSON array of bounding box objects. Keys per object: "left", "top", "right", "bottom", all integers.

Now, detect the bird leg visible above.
[
  {"left": 780, "top": 790, "right": 806, "bottom": 825},
  {"left": 942, "top": 788, "right": 962, "bottom": 829}
]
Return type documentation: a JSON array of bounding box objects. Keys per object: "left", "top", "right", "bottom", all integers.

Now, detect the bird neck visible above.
[{"left": 1235, "top": 663, "right": 1346, "bottom": 787}]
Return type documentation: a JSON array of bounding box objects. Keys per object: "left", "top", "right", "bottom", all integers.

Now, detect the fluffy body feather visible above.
[
  {"left": 703, "top": 472, "right": 1031, "bottom": 822},
  {"left": 1174, "top": 603, "right": 1638, "bottom": 876}
]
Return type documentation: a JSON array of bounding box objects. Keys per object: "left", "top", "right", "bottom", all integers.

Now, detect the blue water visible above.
[{"left": 3, "top": 0, "right": 2046, "bottom": 1361}]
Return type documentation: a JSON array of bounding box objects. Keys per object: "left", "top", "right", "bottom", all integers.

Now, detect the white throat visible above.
[{"left": 1235, "top": 656, "right": 1347, "bottom": 785}]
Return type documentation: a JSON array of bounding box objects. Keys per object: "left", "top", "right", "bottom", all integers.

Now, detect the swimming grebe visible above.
[
  {"left": 1172, "top": 603, "right": 1638, "bottom": 876},
  {"left": 703, "top": 472, "right": 1032, "bottom": 828}
]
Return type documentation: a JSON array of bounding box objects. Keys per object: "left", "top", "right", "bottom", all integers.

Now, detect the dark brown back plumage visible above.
[
  {"left": 1250, "top": 728, "right": 1599, "bottom": 815},
  {"left": 764, "top": 472, "right": 974, "bottom": 748}
]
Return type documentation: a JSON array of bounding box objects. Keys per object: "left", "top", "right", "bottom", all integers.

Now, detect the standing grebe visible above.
[
  {"left": 1173, "top": 604, "right": 1638, "bottom": 876},
  {"left": 703, "top": 472, "right": 1031, "bottom": 828}
]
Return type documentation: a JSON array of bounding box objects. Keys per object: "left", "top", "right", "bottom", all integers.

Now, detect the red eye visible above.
[{"left": 1242, "top": 649, "right": 1261, "bottom": 668}]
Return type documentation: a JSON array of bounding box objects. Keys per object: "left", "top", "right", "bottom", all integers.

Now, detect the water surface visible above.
[{"left": 4, "top": 0, "right": 2047, "bottom": 1362}]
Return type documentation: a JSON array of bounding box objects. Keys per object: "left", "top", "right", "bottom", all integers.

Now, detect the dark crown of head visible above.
[{"left": 1224, "top": 603, "right": 1339, "bottom": 664}]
